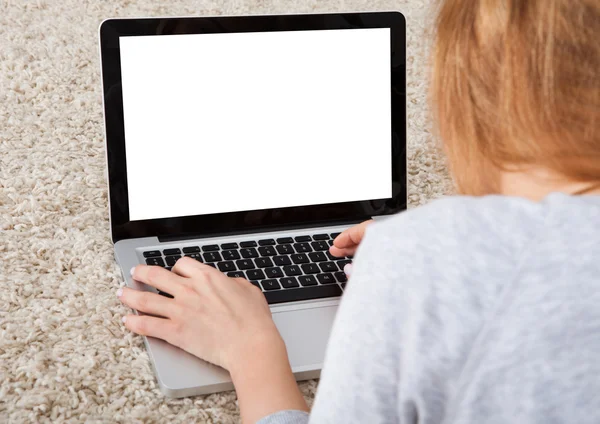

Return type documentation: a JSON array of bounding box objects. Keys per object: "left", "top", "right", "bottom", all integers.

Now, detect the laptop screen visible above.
[{"left": 119, "top": 28, "right": 392, "bottom": 222}]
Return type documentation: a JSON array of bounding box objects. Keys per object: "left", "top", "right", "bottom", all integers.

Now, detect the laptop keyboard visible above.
[{"left": 141, "top": 233, "right": 351, "bottom": 305}]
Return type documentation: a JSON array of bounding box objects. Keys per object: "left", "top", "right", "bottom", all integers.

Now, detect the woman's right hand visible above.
[{"left": 329, "top": 220, "right": 373, "bottom": 259}]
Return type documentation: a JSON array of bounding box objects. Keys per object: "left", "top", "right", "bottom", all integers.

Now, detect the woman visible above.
[{"left": 118, "top": 0, "right": 600, "bottom": 422}]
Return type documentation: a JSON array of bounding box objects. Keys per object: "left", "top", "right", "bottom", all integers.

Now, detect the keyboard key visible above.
[
  {"left": 313, "top": 234, "right": 330, "bottom": 240},
  {"left": 246, "top": 269, "right": 266, "bottom": 280},
  {"left": 276, "top": 244, "right": 294, "bottom": 255},
  {"left": 158, "top": 291, "right": 174, "bottom": 299},
  {"left": 163, "top": 248, "right": 181, "bottom": 256},
  {"left": 143, "top": 250, "right": 161, "bottom": 258},
  {"left": 274, "top": 255, "right": 292, "bottom": 266},
  {"left": 298, "top": 275, "right": 318, "bottom": 286},
  {"left": 250, "top": 281, "right": 261, "bottom": 289},
  {"left": 206, "top": 263, "right": 217, "bottom": 268},
  {"left": 240, "top": 248, "right": 259, "bottom": 259},
  {"left": 290, "top": 254, "right": 309, "bottom": 264},
  {"left": 240, "top": 241, "right": 257, "bottom": 248},
  {"left": 283, "top": 265, "right": 302, "bottom": 276},
  {"left": 328, "top": 240, "right": 333, "bottom": 246},
  {"left": 294, "top": 243, "right": 312, "bottom": 253},
  {"left": 334, "top": 272, "right": 347, "bottom": 282},
  {"left": 227, "top": 271, "right": 245, "bottom": 278},
  {"left": 261, "top": 279, "right": 281, "bottom": 291},
  {"left": 319, "top": 262, "right": 338, "bottom": 272},
  {"left": 203, "top": 252, "right": 222, "bottom": 263},
  {"left": 265, "top": 267, "right": 284, "bottom": 278},
  {"left": 301, "top": 263, "right": 320, "bottom": 274},
  {"left": 341, "top": 282, "right": 347, "bottom": 290},
  {"left": 258, "top": 239, "right": 276, "bottom": 246},
  {"left": 346, "top": 255, "right": 354, "bottom": 259},
  {"left": 264, "top": 284, "right": 342, "bottom": 304},
  {"left": 165, "top": 255, "right": 181, "bottom": 267},
  {"left": 202, "top": 244, "right": 220, "bottom": 252},
  {"left": 166, "top": 267, "right": 172, "bottom": 271},
  {"left": 258, "top": 246, "right": 277, "bottom": 257},
  {"left": 217, "top": 261, "right": 236, "bottom": 272},
  {"left": 276, "top": 237, "right": 294, "bottom": 244},
  {"left": 221, "top": 242, "right": 239, "bottom": 250},
  {"left": 236, "top": 259, "right": 256, "bottom": 270},
  {"left": 336, "top": 259, "right": 352, "bottom": 271},
  {"left": 311, "top": 241, "right": 329, "bottom": 251},
  {"left": 185, "top": 252, "right": 203, "bottom": 262},
  {"left": 294, "top": 235, "right": 312, "bottom": 242},
  {"left": 317, "top": 273, "right": 336, "bottom": 284},
  {"left": 182, "top": 246, "right": 200, "bottom": 253},
  {"left": 326, "top": 251, "right": 340, "bottom": 261},
  {"left": 308, "top": 252, "right": 327, "bottom": 262},
  {"left": 279, "top": 277, "right": 300, "bottom": 288},
  {"left": 255, "top": 257, "right": 274, "bottom": 268},
  {"left": 145, "top": 257, "right": 165, "bottom": 267},
  {"left": 222, "top": 250, "right": 241, "bottom": 260},
  {"left": 330, "top": 232, "right": 341, "bottom": 239}
]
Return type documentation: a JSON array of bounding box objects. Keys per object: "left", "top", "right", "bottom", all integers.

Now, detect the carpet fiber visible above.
[{"left": 0, "top": 0, "right": 450, "bottom": 422}]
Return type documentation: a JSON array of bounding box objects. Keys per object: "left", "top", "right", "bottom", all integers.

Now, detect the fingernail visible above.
[
  {"left": 122, "top": 316, "right": 127, "bottom": 323},
  {"left": 344, "top": 264, "right": 353, "bottom": 276},
  {"left": 116, "top": 288, "right": 123, "bottom": 297},
  {"left": 130, "top": 267, "right": 135, "bottom": 277}
]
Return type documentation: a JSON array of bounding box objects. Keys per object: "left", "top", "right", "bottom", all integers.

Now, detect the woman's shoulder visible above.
[
  {"left": 350, "top": 195, "right": 549, "bottom": 308},
  {"left": 344, "top": 196, "right": 549, "bottom": 369},
  {"left": 368, "top": 193, "right": 600, "bottom": 251},
  {"left": 353, "top": 193, "right": 599, "bottom": 304},
  {"left": 366, "top": 194, "right": 543, "bottom": 253}
]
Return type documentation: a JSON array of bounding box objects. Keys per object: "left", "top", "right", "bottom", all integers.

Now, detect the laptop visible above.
[{"left": 99, "top": 11, "right": 406, "bottom": 397}]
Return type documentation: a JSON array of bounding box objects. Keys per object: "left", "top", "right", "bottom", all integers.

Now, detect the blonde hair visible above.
[{"left": 431, "top": 0, "right": 600, "bottom": 195}]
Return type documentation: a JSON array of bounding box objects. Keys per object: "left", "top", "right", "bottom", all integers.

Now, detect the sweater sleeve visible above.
[
  {"left": 256, "top": 410, "right": 309, "bottom": 424},
  {"left": 305, "top": 220, "right": 408, "bottom": 424},
  {"left": 255, "top": 219, "right": 406, "bottom": 424}
]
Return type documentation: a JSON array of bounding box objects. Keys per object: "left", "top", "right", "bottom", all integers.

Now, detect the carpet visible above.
[{"left": 0, "top": 0, "right": 451, "bottom": 422}]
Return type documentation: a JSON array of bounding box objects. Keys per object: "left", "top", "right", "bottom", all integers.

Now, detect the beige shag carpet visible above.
[{"left": 0, "top": 0, "right": 450, "bottom": 422}]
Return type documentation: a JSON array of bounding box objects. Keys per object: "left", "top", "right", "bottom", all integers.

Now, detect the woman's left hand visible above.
[{"left": 118, "top": 257, "right": 283, "bottom": 372}]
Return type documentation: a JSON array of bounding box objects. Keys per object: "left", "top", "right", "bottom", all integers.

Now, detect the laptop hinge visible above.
[{"left": 157, "top": 219, "right": 365, "bottom": 243}]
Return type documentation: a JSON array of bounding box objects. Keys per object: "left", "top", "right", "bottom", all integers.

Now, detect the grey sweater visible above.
[{"left": 258, "top": 193, "right": 600, "bottom": 424}]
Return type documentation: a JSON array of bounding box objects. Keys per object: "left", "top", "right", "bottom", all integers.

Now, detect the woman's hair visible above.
[{"left": 431, "top": 0, "right": 600, "bottom": 195}]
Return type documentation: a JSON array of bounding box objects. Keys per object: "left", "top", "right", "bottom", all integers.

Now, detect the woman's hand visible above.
[
  {"left": 329, "top": 220, "right": 373, "bottom": 259},
  {"left": 119, "top": 257, "right": 282, "bottom": 371},
  {"left": 118, "top": 257, "right": 309, "bottom": 422}
]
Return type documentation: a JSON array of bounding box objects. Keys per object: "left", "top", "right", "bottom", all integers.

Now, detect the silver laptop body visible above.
[{"left": 99, "top": 11, "right": 406, "bottom": 397}]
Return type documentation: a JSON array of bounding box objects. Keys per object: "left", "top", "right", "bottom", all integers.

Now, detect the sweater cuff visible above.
[{"left": 255, "top": 410, "right": 310, "bottom": 424}]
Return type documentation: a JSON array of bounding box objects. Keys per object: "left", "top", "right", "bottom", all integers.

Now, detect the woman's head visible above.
[{"left": 431, "top": 0, "right": 600, "bottom": 195}]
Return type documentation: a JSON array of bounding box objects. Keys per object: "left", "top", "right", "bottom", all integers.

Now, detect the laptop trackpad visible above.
[
  {"left": 148, "top": 303, "right": 338, "bottom": 396},
  {"left": 272, "top": 304, "right": 338, "bottom": 370}
]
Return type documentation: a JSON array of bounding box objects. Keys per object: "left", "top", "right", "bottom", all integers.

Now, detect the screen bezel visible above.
[{"left": 99, "top": 12, "right": 407, "bottom": 243}]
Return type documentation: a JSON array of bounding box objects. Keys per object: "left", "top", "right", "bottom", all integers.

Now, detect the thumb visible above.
[{"left": 334, "top": 220, "right": 373, "bottom": 249}]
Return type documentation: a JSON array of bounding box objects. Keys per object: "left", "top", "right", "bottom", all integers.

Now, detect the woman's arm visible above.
[
  {"left": 228, "top": 334, "right": 309, "bottom": 424},
  {"left": 118, "top": 259, "right": 309, "bottom": 424}
]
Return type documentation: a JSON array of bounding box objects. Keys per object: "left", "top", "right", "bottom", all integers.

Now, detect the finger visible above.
[
  {"left": 329, "top": 245, "right": 356, "bottom": 258},
  {"left": 119, "top": 287, "right": 177, "bottom": 318},
  {"left": 333, "top": 220, "right": 373, "bottom": 249},
  {"left": 132, "top": 264, "right": 186, "bottom": 293},
  {"left": 171, "top": 256, "right": 217, "bottom": 278},
  {"left": 122, "top": 314, "right": 180, "bottom": 345},
  {"left": 344, "top": 264, "right": 353, "bottom": 276}
]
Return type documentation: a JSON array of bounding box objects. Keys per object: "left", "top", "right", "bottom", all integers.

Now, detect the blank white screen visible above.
[{"left": 119, "top": 28, "right": 392, "bottom": 221}]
